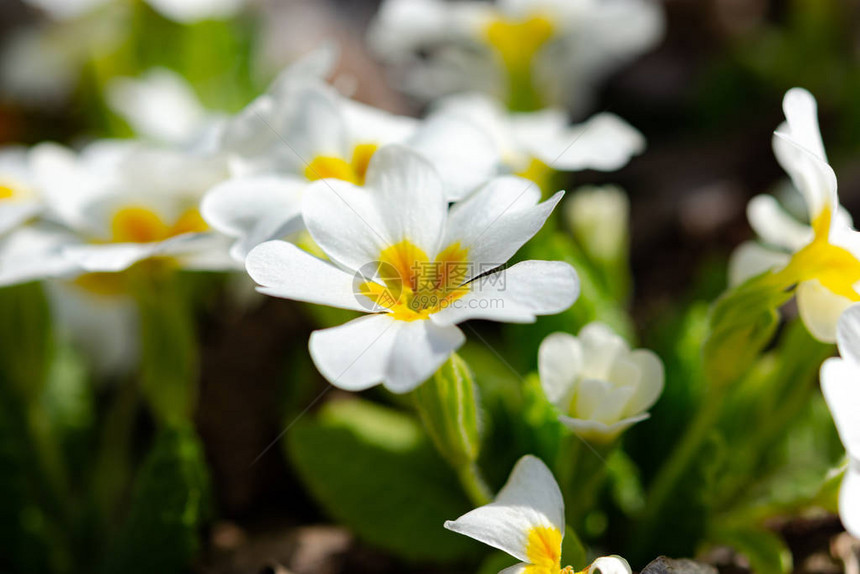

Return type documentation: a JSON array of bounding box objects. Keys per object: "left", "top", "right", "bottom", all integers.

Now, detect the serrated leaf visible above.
[{"left": 286, "top": 398, "right": 477, "bottom": 563}]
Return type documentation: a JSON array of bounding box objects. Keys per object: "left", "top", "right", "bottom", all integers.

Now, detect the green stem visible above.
[
  {"left": 457, "top": 461, "right": 494, "bottom": 507},
  {"left": 636, "top": 388, "right": 724, "bottom": 536}
]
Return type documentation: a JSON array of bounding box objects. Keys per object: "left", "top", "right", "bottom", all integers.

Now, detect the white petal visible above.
[
  {"left": 0, "top": 225, "right": 81, "bottom": 286},
  {"left": 586, "top": 555, "right": 633, "bottom": 574},
  {"left": 45, "top": 281, "right": 139, "bottom": 376},
  {"left": 201, "top": 175, "right": 306, "bottom": 260},
  {"left": 840, "top": 467, "right": 860, "bottom": 539},
  {"left": 747, "top": 194, "right": 812, "bottom": 252},
  {"left": 362, "top": 145, "right": 448, "bottom": 256},
  {"left": 62, "top": 243, "right": 163, "bottom": 273},
  {"left": 145, "top": 0, "right": 245, "bottom": 23},
  {"left": 406, "top": 111, "right": 502, "bottom": 201},
  {"left": 522, "top": 113, "right": 645, "bottom": 172},
  {"left": 773, "top": 131, "right": 838, "bottom": 222},
  {"left": 385, "top": 320, "right": 465, "bottom": 393},
  {"left": 727, "top": 241, "right": 791, "bottom": 287},
  {"left": 796, "top": 279, "right": 852, "bottom": 344},
  {"left": 341, "top": 99, "right": 418, "bottom": 146},
  {"left": 301, "top": 178, "right": 389, "bottom": 272},
  {"left": 106, "top": 68, "right": 207, "bottom": 145},
  {"left": 578, "top": 322, "right": 629, "bottom": 380},
  {"left": 0, "top": 201, "right": 41, "bottom": 235},
  {"left": 367, "top": 0, "right": 454, "bottom": 59},
  {"left": 559, "top": 414, "right": 649, "bottom": 443},
  {"left": 838, "top": 304, "right": 860, "bottom": 367},
  {"left": 309, "top": 314, "right": 401, "bottom": 391},
  {"left": 431, "top": 260, "right": 579, "bottom": 325},
  {"left": 781, "top": 88, "right": 827, "bottom": 162},
  {"left": 497, "top": 565, "right": 528, "bottom": 574},
  {"left": 574, "top": 378, "right": 635, "bottom": 424},
  {"left": 245, "top": 240, "right": 369, "bottom": 312},
  {"left": 538, "top": 332, "right": 583, "bottom": 409},
  {"left": 821, "top": 357, "right": 860, "bottom": 461},
  {"left": 444, "top": 455, "right": 564, "bottom": 563},
  {"left": 444, "top": 177, "right": 562, "bottom": 280},
  {"left": 623, "top": 349, "right": 665, "bottom": 416}
]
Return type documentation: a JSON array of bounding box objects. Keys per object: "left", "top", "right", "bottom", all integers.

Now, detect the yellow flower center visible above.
[
  {"left": 110, "top": 206, "right": 208, "bottom": 244},
  {"left": 305, "top": 143, "right": 379, "bottom": 186},
  {"left": 0, "top": 183, "right": 16, "bottom": 200},
  {"left": 525, "top": 525, "right": 563, "bottom": 573},
  {"left": 776, "top": 208, "right": 860, "bottom": 301},
  {"left": 357, "top": 239, "right": 471, "bottom": 321},
  {"left": 484, "top": 13, "right": 556, "bottom": 111}
]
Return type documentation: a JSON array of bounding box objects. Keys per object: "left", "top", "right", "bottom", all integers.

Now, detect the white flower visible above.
[
  {"left": 444, "top": 454, "right": 632, "bottom": 574},
  {"left": 820, "top": 304, "right": 860, "bottom": 539},
  {"left": 0, "top": 141, "right": 236, "bottom": 287},
  {"left": 203, "top": 72, "right": 501, "bottom": 261},
  {"left": 434, "top": 93, "right": 644, "bottom": 179},
  {"left": 245, "top": 145, "right": 578, "bottom": 393},
  {"left": 538, "top": 323, "right": 664, "bottom": 442},
  {"left": 729, "top": 88, "right": 860, "bottom": 343},
  {"left": 368, "top": 0, "right": 664, "bottom": 109}
]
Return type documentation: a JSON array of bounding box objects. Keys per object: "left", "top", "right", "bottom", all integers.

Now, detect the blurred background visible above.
[{"left": 2, "top": 0, "right": 860, "bottom": 572}]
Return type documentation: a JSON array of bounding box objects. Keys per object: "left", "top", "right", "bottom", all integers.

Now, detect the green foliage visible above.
[
  {"left": 0, "top": 282, "right": 54, "bottom": 398},
  {"left": 101, "top": 425, "right": 211, "bottom": 574},
  {"left": 287, "top": 398, "right": 478, "bottom": 563},
  {"left": 710, "top": 525, "right": 792, "bottom": 574}
]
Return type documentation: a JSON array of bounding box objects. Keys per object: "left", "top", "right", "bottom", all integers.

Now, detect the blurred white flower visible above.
[
  {"left": 729, "top": 88, "right": 860, "bottom": 343},
  {"left": 444, "top": 454, "right": 632, "bottom": 574},
  {"left": 0, "top": 141, "right": 236, "bottom": 287},
  {"left": 820, "top": 304, "right": 860, "bottom": 539},
  {"left": 245, "top": 145, "right": 578, "bottom": 393},
  {"left": 565, "top": 185, "right": 630, "bottom": 264},
  {"left": 106, "top": 68, "right": 221, "bottom": 148},
  {"left": 368, "top": 0, "right": 664, "bottom": 110},
  {"left": 538, "top": 323, "right": 664, "bottom": 442},
  {"left": 434, "top": 93, "right": 644, "bottom": 182},
  {"left": 203, "top": 66, "right": 501, "bottom": 261}
]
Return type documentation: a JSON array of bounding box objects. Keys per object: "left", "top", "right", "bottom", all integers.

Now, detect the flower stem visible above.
[{"left": 456, "top": 461, "right": 494, "bottom": 507}]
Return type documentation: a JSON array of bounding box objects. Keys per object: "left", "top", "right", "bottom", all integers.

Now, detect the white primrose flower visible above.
[
  {"left": 0, "top": 147, "right": 44, "bottom": 236},
  {"left": 729, "top": 88, "right": 860, "bottom": 343},
  {"left": 820, "top": 304, "right": 860, "bottom": 539},
  {"left": 434, "top": 93, "right": 644, "bottom": 183},
  {"left": 368, "top": 0, "right": 664, "bottom": 109},
  {"left": 0, "top": 141, "right": 236, "bottom": 287},
  {"left": 245, "top": 145, "right": 578, "bottom": 393},
  {"left": 444, "top": 454, "right": 633, "bottom": 574},
  {"left": 538, "top": 323, "right": 664, "bottom": 442},
  {"left": 202, "top": 74, "right": 501, "bottom": 261}
]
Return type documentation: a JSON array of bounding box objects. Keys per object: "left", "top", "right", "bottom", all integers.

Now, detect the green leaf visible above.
[
  {"left": 710, "top": 525, "right": 792, "bottom": 574},
  {"left": 413, "top": 354, "right": 481, "bottom": 467},
  {"left": 287, "top": 398, "right": 477, "bottom": 563},
  {"left": 102, "top": 425, "right": 211, "bottom": 574}
]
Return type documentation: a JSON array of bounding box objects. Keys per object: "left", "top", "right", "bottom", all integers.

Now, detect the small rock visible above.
[{"left": 640, "top": 556, "right": 718, "bottom": 574}]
